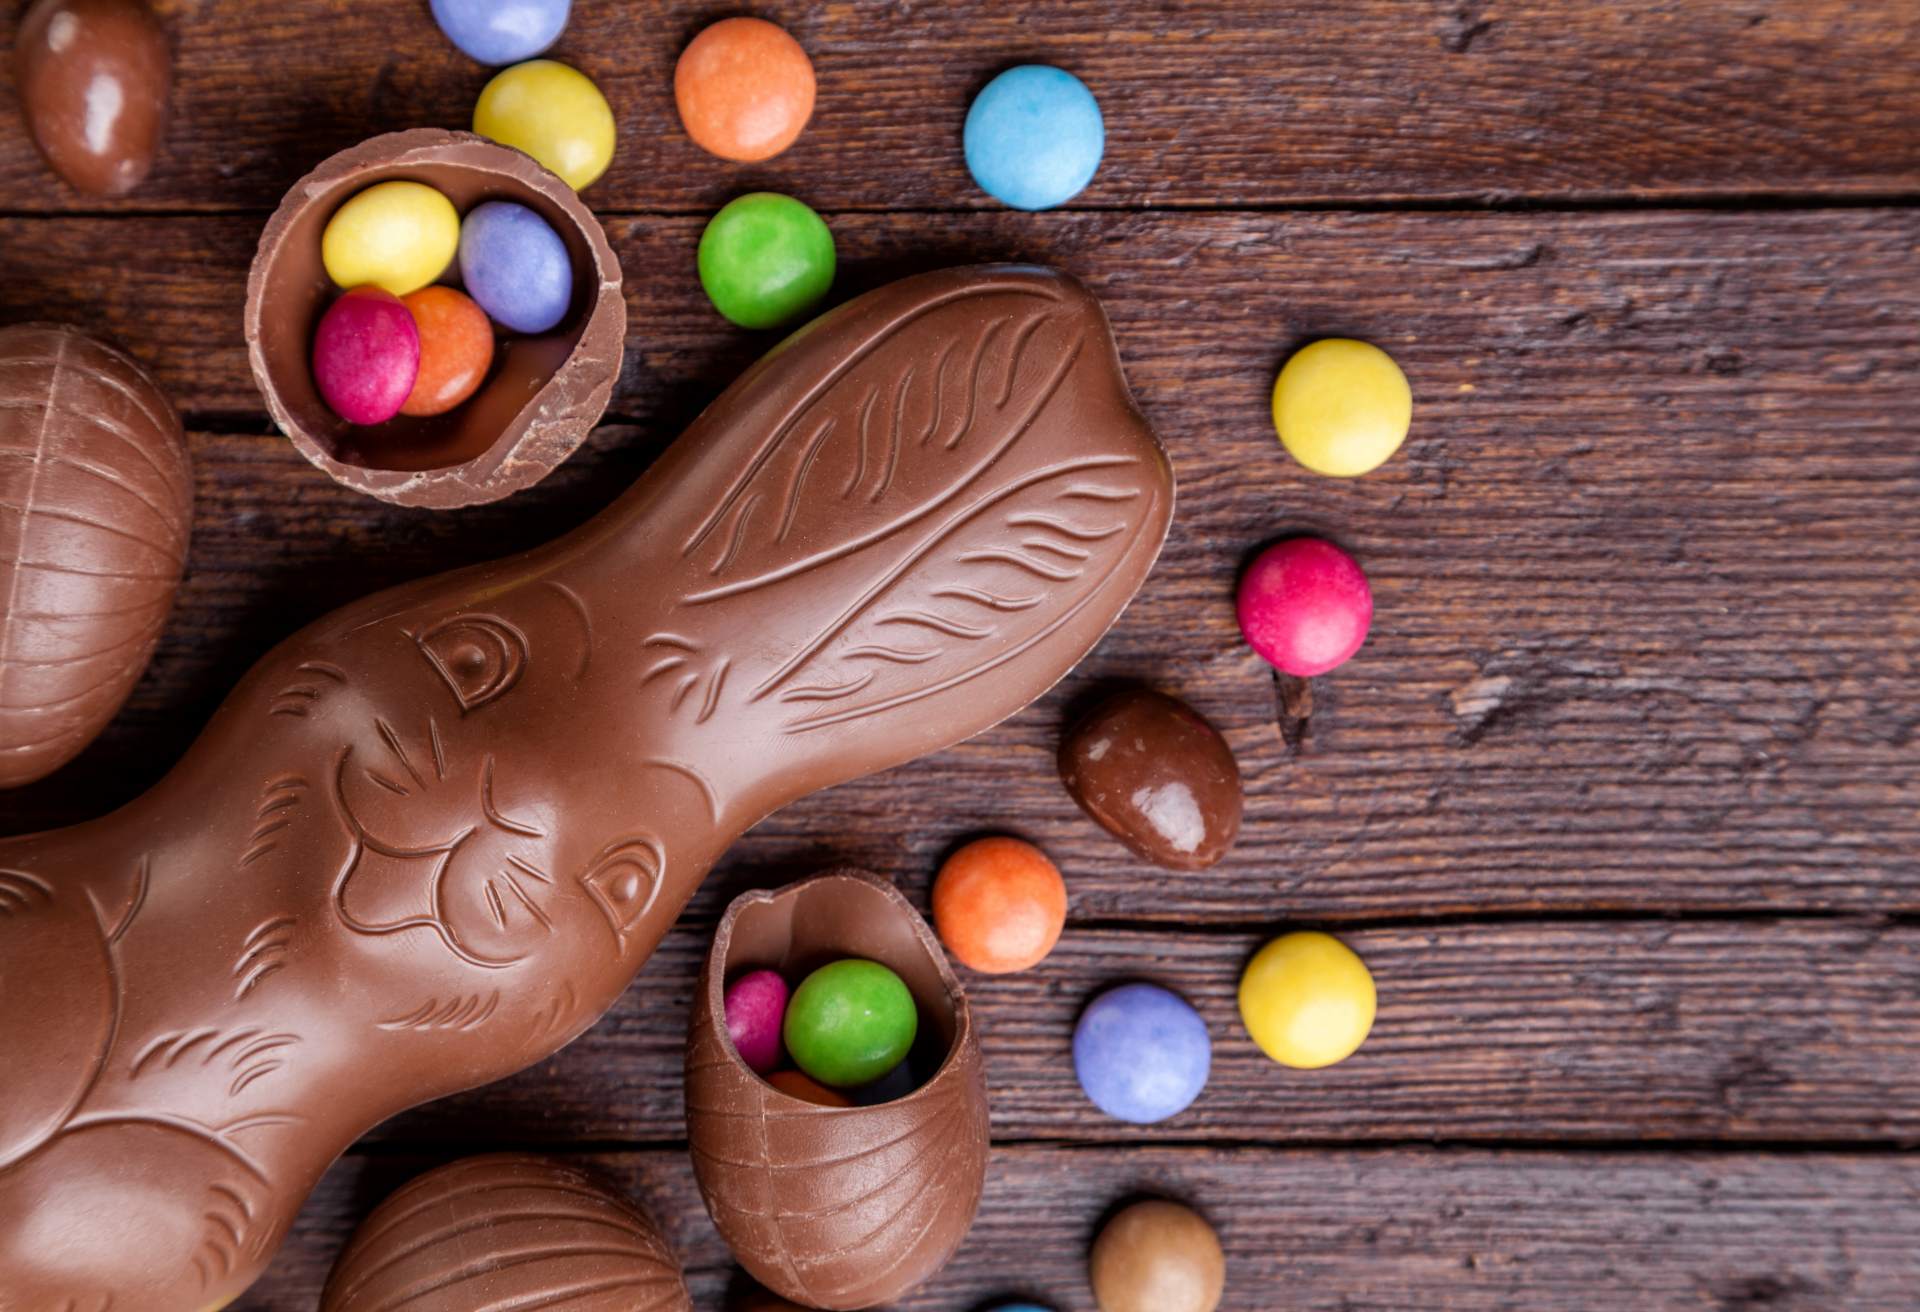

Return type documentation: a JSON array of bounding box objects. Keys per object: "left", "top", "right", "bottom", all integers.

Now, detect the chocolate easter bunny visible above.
[{"left": 0, "top": 266, "right": 1172, "bottom": 1308}]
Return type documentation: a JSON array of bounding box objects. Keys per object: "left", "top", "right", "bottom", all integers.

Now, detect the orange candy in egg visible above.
[
  {"left": 399, "top": 286, "right": 494, "bottom": 417},
  {"left": 675, "top": 17, "right": 816, "bottom": 162}
]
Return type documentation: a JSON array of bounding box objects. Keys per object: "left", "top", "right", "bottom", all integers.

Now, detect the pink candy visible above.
[
  {"left": 1237, "top": 538, "right": 1372, "bottom": 676},
  {"left": 724, "top": 968, "right": 790, "bottom": 1074},
  {"left": 312, "top": 286, "right": 420, "bottom": 425}
]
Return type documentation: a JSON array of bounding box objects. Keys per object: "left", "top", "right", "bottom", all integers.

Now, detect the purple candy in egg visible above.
[
  {"left": 458, "top": 200, "right": 574, "bottom": 334},
  {"left": 312, "top": 286, "right": 420, "bottom": 425},
  {"left": 724, "top": 968, "right": 789, "bottom": 1074}
]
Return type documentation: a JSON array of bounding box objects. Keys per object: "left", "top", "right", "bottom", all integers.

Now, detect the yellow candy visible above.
[
  {"left": 320, "top": 181, "right": 459, "bottom": 296},
  {"left": 1238, "top": 931, "right": 1375, "bottom": 1069},
  {"left": 1271, "top": 338, "right": 1411, "bottom": 477},
  {"left": 474, "top": 60, "right": 615, "bottom": 191}
]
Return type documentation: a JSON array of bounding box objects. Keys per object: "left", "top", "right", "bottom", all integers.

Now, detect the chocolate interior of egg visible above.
[
  {"left": 720, "top": 874, "right": 961, "bottom": 1079},
  {"left": 246, "top": 130, "right": 623, "bottom": 503}
]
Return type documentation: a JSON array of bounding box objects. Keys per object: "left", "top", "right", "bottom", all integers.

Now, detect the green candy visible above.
[
  {"left": 783, "top": 958, "right": 918, "bottom": 1088},
  {"left": 697, "top": 192, "right": 836, "bottom": 330}
]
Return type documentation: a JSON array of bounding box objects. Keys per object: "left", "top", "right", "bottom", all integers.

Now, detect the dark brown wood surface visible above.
[{"left": 1, "top": 1, "right": 1916, "bottom": 1308}]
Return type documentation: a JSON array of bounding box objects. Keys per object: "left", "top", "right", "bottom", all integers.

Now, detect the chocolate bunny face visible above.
[{"left": 0, "top": 266, "right": 1173, "bottom": 1311}]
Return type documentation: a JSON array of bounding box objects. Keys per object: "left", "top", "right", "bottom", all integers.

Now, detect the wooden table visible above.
[{"left": 4, "top": 2, "right": 1919, "bottom": 1307}]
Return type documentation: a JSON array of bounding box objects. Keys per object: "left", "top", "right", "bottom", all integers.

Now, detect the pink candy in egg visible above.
[
  {"left": 1237, "top": 537, "right": 1372, "bottom": 676},
  {"left": 312, "top": 286, "right": 420, "bottom": 425},
  {"left": 724, "top": 968, "right": 790, "bottom": 1074}
]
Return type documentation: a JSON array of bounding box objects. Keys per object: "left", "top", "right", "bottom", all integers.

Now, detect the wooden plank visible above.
[
  {"left": 0, "top": 209, "right": 1914, "bottom": 917},
  {"left": 332, "top": 919, "right": 1920, "bottom": 1146},
  {"left": 237, "top": 1145, "right": 1920, "bottom": 1309},
  {"left": 3, "top": 2, "right": 1919, "bottom": 212}
]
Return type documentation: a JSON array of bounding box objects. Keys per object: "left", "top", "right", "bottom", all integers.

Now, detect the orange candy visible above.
[
  {"left": 399, "top": 286, "right": 493, "bottom": 417},
  {"left": 767, "top": 1068, "right": 851, "bottom": 1108},
  {"left": 674, "top": 18, "right": 816, "bottom": 163},
  {"left": 933, "top": 837, "right": 1068, "bottom": 974}
]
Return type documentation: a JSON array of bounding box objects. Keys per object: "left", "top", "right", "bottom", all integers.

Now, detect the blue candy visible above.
[
  {"left": 987, "top": 1306, "right": 1054, "bottom": 1312},
  {"left": 430, "top": 0, "right": 571, "bottom": 65},
  {"left": 963, "top": 65, "right": 1104, "bottom": 211},
  {"left": 1073, "top": 982, "right": 1210, "bottom": 1124},
  {"left": 458, "top": 201, "right": 572, "bottom": 334}
]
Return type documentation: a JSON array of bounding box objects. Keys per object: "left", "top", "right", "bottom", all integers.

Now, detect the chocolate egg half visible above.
[
  {"left": 15, "top": 0, "right": 171, "bottom": 197},
  {"left": 0, "top": 323, "right": 188, "bottom": 786},
  {"left": 321, "top": 1154, "right": 692, "bottom": 1312},
  {"left": 1060, "top": 688, "right": 1242, "bottom": 870},
  {"left": 687, "top": 869, "right": 989, "bottom": 1310},
  {"left": 245, "top": 130, "right": 625, "bottom": 507}
]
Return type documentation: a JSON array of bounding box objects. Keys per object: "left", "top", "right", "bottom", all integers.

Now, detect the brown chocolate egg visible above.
[
  {"left": 1060, "top": 688, "right": 1242, "bottom": 870},
  {"left": 0, "top": 323, "right": 188, "bottom": 786},
  {"left": 321, "top": 1155, "right": 692, "bottom": 1312},
  {"left": 15, "top": 0, "right": 170, "bottom": 197},
  {"left": 686, "top": 870, "right": 989, "bottom": 1310},
  {"left": 246, "top": 130, "right": 625, "bottom": 507},
  {"left": 1090, "top": 1199, "right": 1226, "bottom": 1312}
]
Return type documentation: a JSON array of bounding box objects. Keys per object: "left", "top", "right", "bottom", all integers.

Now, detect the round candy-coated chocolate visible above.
[
  {"left": 697, "top": 193, "right": 835, "bottom": 330},
  {"left": 399, "top": 286, "right": 493, "bottom": 417},
  {"left": 675, "top": 17, "right": 815, "bottom": 163},
  {"left": 430, "top": 0, "right": 570, "bottom": 65},
  {"left": 1073, "top": 983, "right": 1210, "bottom": 1124},
  {"left": 1089, "top": 1200, "right": 1224, "bottom": 1312},
  {"left": 1236, "top": 538, "right": 1372, "bottom": 677},
  {"left": 1272, "top": 338, "right": 1412, "bottom": 477},
  {"left": 313, "top": 287, "right": 420, "bottom": 426},
  {"left": 849, "top": 1057, "right": 918, "bottom": 1106},
  {"left": 766, "top": 1068, "right": 851, "bottom": 1108},
  {"left": 783, "top": 958, "right": 917, "bottom": 1089},
  {"left": 458, "top": 200, "right": 573, "bottom": 334},
  {"left": 15, "top": 0, "right": 171, "bottom": 197},
  {"left": 1238, "top": 931, "right": 1375, "bottom": 1069},
  {"left": 1059, "top": 689, "right": 1242, "bottom": 871},
  {"left": 473, "top": 59, "right": 615, "bottom": 190},
  {"left": 724, "top": 968, "right": 789, "bottom": 1074},
  {"left": 321, "top": 180, "right": 459, "bottom": 296},
  {"left": 964, "top": 65, "right": 1104, "bottom": 211},
  {"left": 933, "top": 836, "right": 1067, "bottom": 974}
]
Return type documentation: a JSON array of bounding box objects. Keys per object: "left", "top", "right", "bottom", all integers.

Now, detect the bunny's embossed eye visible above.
[
  {"left": 579, "top": 836, "right": 664, "bottom": 946},
  {"left": 416, "top": 615, "right": 528, "bottom": 712}
]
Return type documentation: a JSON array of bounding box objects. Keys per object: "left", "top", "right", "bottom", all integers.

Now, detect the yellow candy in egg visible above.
[{"left": 320, "top": 181, "right": 459, "bottom": 296}]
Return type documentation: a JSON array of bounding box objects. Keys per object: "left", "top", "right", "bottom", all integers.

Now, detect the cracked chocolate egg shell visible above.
[
  {"left": 320, "top": 1154, "right": 692, "bottom": 1312},
  {"left": 687, "top": 869, "right": 989, "bottom": 1310},
  {"left": 245, "top": 129, "right": 624, "bottom": 508},
  {"left": 0, "top": 323, "right": 188, "bottom": 786}
]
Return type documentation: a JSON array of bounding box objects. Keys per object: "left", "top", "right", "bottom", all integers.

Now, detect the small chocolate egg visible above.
[
  {"left": 1089, "top": 1200, "right": 1224, "bottom": 1312},
  {"left": 1060, "top": 689, "right": 1242, "bottom": 871},
  {"left": 724, "top": 967, "right": 789, "bottom": 1074},
  {"left": 15, "top": 0, "right": 171, "bottom": 197},
  {"left": 458, "top": 199, "right": 573, "bottom": 333},
  {"left": 0, "top": 324, "right": 189, "bottom": 786}
]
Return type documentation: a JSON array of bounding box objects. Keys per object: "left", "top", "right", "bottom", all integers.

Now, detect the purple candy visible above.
[
  {"left": 724, "top": 968, "right": 789, "bottom": 1074},
  {"left": 457, "top": 200, "right": 573, "bottom": 335},
  {"left": 312, "top": 287, "right": 420, "bottom": 426},
  {"left": 1073, "top": 982, "right": 1210, "bottom": 1124}
]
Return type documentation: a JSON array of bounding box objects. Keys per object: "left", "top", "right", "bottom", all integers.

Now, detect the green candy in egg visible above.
[{"left": 783, "top": 958, "right": 918, "bottom": 1088}]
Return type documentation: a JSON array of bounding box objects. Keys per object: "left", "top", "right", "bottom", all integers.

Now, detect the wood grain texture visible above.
[
  {"left": 0, "top": 210, "right": 1912, "bottom": 918},
  {"left": 236, "top": 1146, "right": 1920, "bottom": 1310},
  {"left": 3, "top": 1, "right": 1919, "bottom": 212},
  {"left": 339, "top": 918, "right": 1920, "bottom": 1146}
]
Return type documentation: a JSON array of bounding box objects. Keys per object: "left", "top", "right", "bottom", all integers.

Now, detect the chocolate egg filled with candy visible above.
[
  {"left": 321, "top": 1154, "right": 691, "bottom": 1311},
  {"left": 0, "top": 265, "right": 1171, "bottom": 1309},
  {"left": 687, "top": 871, "right": 990, "bottom": 1310}
]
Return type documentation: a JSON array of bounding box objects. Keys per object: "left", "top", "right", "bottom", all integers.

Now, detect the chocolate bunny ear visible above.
[{"left": 647, "top": 266, "right": 1172, "bottom": 779}]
